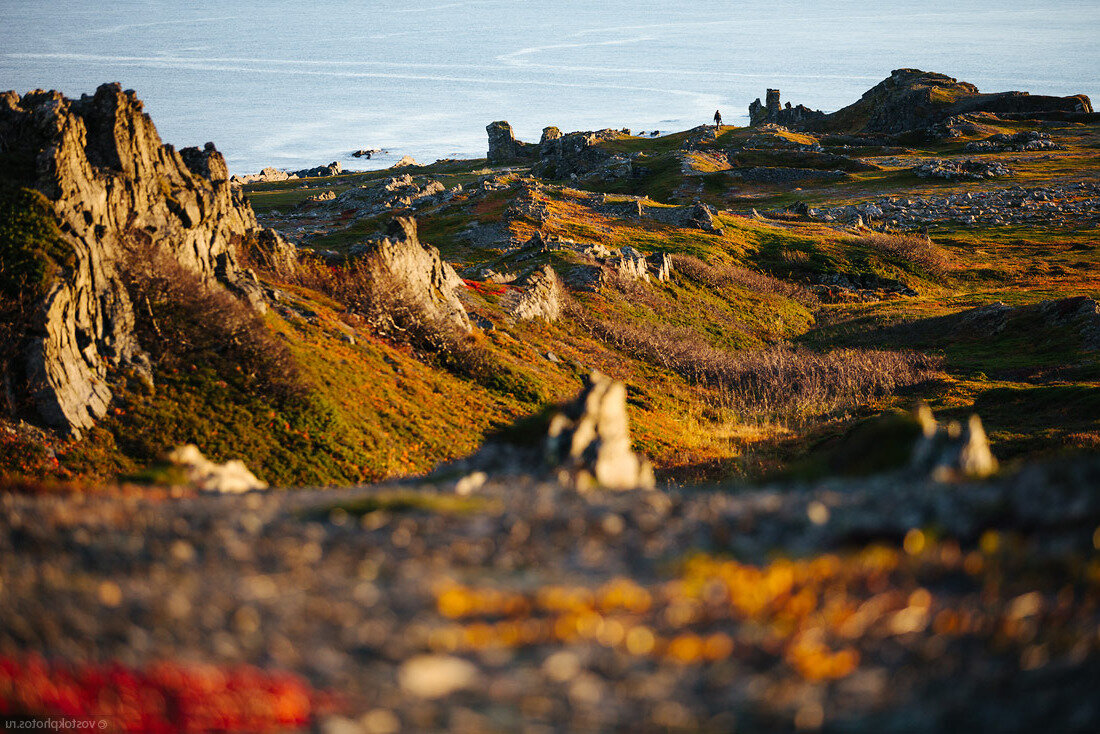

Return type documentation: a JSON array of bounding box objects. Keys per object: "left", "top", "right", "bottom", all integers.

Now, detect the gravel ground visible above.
[{"left": 3, "top": 457, "right": 1100, "bottom": 733}]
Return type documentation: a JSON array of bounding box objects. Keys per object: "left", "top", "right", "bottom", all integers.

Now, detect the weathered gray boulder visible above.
[
  {"left": 503, "top": 264, "right": 563, "bottom": 321},
  {"left": 0, "top": 83, "right": 266, "bottom": 436},
  {"left": 546, "top": 370, "right": 655, "bottom": 490},
  {"left": 352, "top": 217, "right": 471, "bottom": 334}
]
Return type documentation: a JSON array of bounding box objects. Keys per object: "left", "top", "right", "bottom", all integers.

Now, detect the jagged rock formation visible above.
[
  {"left": 437, "top": 370, "right": 655, "bottom": 491},
  {"left": 0, "top": 83, "right": 265, "bottom": 436},
  {"left": 546, "top": 371, "right": 655, "bottom": 491},
  {"left": 650, "top": 252, "right": 674, "bottom": 282},
  {"left": 486, "top": 121, "right": 536, "bottom": 163},
  {"left": 818, "top": 69, "right": 1093, "bottom": 135},
  {"left": 532, "top": 128, "right": 626, "bottom": 179},
  {"left": 485, "top": 121, "right": 631, "bottom": 178},
  {"left": 748, "top": 89, "right": 825, "bottom": 127},
  {"left": 351, "top": 217, "right": 471, "bottom": 334},
  {"left": 503, "top": 264, "right": 563, "bottom": 322}
]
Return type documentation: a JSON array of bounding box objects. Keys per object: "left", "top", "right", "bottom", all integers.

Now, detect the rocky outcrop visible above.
[
  {"left": 230, "top": 166, "right": 297, "bottom": 185},
  {"left": 650, "top": 252, "right": 674, "bottom": 282},
  {"left": 546, "top": 371, "right": 655, "bottom": 491},
  {"left": 292, "top": 161, "right": 342, "bottom": 178},
  {"left": 486, "top": 121, "right": 536, "bottom": 163},
  {"left": 799, "top": 182, "right": 1100, "bottom": 229},
  {"left": 815, "top": 69, "right": 1093, "bottom": 135},
  {"left": 532, "top": 128, "right": 625, "bottom": 179},
  {"left": 503, "top": 264, "right": 563, "bottom": 322},
  {"left": 0, "top": 83, "right": 265, "bottom": 436},
  {"left": 748, "top": 89, "right": 825, "bottom": 127},
  {"left": 350, "top": 217, "right": 471, "bottom": 334},
  {"left": 438, "top": 370, "right": 655, "bottom": 490}
]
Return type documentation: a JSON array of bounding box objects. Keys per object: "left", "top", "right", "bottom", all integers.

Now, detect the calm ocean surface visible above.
[{"left": 2, "top": 0, "right": 1097, "bottom": 174}]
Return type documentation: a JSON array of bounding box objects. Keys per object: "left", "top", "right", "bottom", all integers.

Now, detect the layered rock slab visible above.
[{"left": 0, "top": 83, "right": 262, "bottom": 435}]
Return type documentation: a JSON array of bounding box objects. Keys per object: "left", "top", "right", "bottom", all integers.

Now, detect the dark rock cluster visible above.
[{"left": 748, "top": 88, "right": 825, "bottom": 127}]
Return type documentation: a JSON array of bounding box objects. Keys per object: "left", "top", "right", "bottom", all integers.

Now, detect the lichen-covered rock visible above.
[
  {"left": 352, "top": 217, "right": 471, "bottom": 334},
  {"left": 0, "top": 83, "right": 266, "bottom": 436},
  {"left": 503, "top": 264, "right": 563, "bottom": 321},
  {"left": 546, "top": 371, "right": 655, "bottom": 490}
]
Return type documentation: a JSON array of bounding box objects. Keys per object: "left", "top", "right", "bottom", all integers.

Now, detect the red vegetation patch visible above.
[
  {"left": 0, "top": 655, "right": 338, "bottom": 732},
  {"left": 462, "top": 279, "right": 509, "bottom": 296}
]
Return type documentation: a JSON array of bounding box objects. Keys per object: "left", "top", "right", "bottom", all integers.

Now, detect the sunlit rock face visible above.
[{"left": 0, "top": 83, "right": 263, "bottom": 435}]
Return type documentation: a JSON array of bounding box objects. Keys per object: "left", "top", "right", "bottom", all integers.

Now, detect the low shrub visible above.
[
  {"left": 856, "top": 231, "right": 948, "bottom": 278},
  {"left": 585, "top": 318, "right": 939, "bottom": 424},
  {"left": 671, "top": 253, "right": 819, "bottom": 306}
]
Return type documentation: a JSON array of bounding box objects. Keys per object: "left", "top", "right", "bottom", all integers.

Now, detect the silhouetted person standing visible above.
[{"left": 714, "top": 109, "right": 722, "bottom": 129}]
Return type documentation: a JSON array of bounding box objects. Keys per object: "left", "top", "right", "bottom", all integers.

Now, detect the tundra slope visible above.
[{"left": 1, "top": 70, "right": 1099, "bottom": 731}]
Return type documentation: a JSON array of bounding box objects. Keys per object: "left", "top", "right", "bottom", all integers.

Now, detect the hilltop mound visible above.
[
  {"left": 750, "top": 69, "right": 1093, "bottom": 136},
  {"left": 0, "top": 83, "right": 266, "bottom": 436}
]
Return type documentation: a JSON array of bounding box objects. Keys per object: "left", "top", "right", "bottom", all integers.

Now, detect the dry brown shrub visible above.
[
  {"left": 671, "top": 254, "right": 819, "bottom": 306},
  {"left": 780, "top": 248, "right": 811, "bottom": 267},
  {"left": 579, "top": 314, "right": 939, "bottom": 424},
  {"left": 125, "top": 249, "right": 300, "bottom": 397},
  {"left": 856, "top": 231, "right": 947, "bottom": 277},
  {"left": 288, "top": 255, "right": 469, "bottom": 354}
]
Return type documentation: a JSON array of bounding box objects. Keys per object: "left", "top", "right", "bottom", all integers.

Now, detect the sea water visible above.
[{"left": 2, "top": 0, "right": 1097, "bottom": 175}]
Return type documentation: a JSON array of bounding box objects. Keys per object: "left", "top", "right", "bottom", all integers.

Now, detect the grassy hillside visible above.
[{"left": 3, "top": 116, "right": 1097, "bottom": 487}]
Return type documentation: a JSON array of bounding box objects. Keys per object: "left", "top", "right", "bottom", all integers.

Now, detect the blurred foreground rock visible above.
[
  {"left": 167, "top": 444, "right": 268, "bottom": 493},
  {"left": 546, "top": 370, "right": 655, "bottom": 490},
  {"left": 911, "top": 404, "right": 998, "bottom": 479}
]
